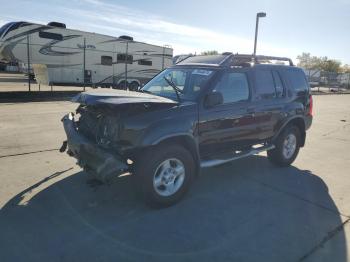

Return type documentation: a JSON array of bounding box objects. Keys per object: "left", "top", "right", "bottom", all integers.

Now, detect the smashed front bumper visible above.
[{"left": 61, "top": 113, "right": 128, "bottom": 182}]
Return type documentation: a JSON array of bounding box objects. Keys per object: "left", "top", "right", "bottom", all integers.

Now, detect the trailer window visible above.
[
  {"left": 117, "top": 54, "right": 133, "bottom": 64},
  {"left": 39, "top": 31, "right": 63, "bottom": 41},
  {"left": 138, "top": 59, "right": 152, "bottom": 66},
  {"left": 101, "top": 56, "right": 112, "bottom": 66}
]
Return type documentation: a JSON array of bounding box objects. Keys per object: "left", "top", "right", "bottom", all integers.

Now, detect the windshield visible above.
[
  {"left": 141, "top": 68, "right": 215, "bottom": 101},
  {"left": 0, "top": 22, "right": 15, "bottom": 38}
]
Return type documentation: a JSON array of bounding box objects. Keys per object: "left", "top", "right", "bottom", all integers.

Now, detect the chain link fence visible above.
[{"left": 304, "top": 69, "right": 350, "bottom": 90}]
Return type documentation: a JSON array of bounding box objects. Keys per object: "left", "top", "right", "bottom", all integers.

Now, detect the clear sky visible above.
[{"left": 1, "top": 0, "right": 349, "bottom": 64}]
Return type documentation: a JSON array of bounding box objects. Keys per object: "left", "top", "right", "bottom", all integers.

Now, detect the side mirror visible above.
[{"left": 204, "top": 92, "right": 223, "bottom": 108}]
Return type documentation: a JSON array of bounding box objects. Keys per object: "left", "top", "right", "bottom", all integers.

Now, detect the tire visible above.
[
  {"left": 118, "top": 81, "right": 128, "bottom": 90},
  {"left": 129, "top": 81, "right": 139, "bottom": 91},
  {"left": 135, "top": 144, "right": 195, "bottom": 208},
  {"left": 267, "top": 125, "right": 301, "bottom": 167}
]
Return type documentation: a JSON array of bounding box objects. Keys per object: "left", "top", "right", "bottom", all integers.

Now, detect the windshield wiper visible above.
[
  {"left": 138, "top": 89, "right": 153, "bottom": 94},
  {"left": 163, "top": 76, "right": 183, "bottom": 102}
]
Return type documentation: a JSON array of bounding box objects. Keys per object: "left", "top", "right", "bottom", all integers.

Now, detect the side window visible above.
[
  {"left": 39, "top": 31, "right": 63, "bottom": 41},
  {"left": 213, "top": 72, "right": 249, "bottom": 104},
  {"left": 286, "top": 69, "right": 309, "bottom": 91},
  {"left": 117, "top": 54, "right": 133, "bottom": 64},
  {"left": 255, "top": 70, "right": 276, "bottom": 99},
  {"left": 138, "top": 59, "right": 152, "bottom": 66},
  {"left": 101, "top": 56, "right": 112, "bottom": 66},
  {"left": 272, "top": 71, "right": 284, "bottom": 98}
]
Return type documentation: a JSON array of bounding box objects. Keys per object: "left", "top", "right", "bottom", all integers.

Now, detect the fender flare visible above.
[
  {"left": 149, "top": 133, "right": 201, "bottom": 176},
  {"left": 272, "top": 116, "right": 306, "bottom": 147}
]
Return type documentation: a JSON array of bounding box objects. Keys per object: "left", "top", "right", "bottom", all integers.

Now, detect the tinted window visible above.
[
  {"left": 286, "top": 69, "right": 309, "bottom": 91},
  {"left": 39, "top": 31, "right": 63, "bottom": 41},
  {"left": 101, "top": 56, "right": 112, "bottom": 66},
  {"left": 272, "top": 71, "right": 284, "bottom": 98},
  {"left": 117, "top": 54, "right": 133, "bottom": 64},
  {"left": 255, "top": 70, "right": 276, "bottom": 99},
  {"left": 138, "top": 59, "right": 152, "bottom": 66},
  {"left": 213, "top": 72, "right": 249, "bottom": 104}
]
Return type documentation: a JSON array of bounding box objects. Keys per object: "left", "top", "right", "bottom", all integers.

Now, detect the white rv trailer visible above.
[{"left": 0, "top": 21, "right": 173, "bottom": 89}]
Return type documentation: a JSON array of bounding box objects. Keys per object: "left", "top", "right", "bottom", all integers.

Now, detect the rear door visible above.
[
  {"left": 251, "top": 68, "right": 286, "bottom": 140},
  {"left": 198, "top": 69, "right": 260, "bottom": 156}
]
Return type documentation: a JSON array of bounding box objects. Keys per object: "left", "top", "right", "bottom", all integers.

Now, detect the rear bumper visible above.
[
  {"left": 305, "top": 115, "right": 313, "bottom": 130},
  {"left": 61, "top": 113, "right": 128, "bottom": 181}
]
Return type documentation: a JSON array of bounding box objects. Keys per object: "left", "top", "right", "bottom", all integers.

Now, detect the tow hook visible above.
[{"left": 59, "top": 140, "right": 68, "bottom": 153}]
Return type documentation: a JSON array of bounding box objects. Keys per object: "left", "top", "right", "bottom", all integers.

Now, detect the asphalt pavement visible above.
[{"left": 0, "top": 95, "right": 349, "bottom": 261}]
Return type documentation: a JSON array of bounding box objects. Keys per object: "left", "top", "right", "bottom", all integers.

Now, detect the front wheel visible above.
[
  {"left": 135, "top": 145, "right": 195, "bottom": 208},
  {"left": 268, "top": 125, "right": 301, "bottom": 167}
]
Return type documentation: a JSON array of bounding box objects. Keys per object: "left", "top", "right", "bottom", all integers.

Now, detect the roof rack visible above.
[
  {"left": 222, "top": 53, "right": 294, "bottom": 67},
  {"left": 176, "top": 53, "right": 294, "bottom": 67}
]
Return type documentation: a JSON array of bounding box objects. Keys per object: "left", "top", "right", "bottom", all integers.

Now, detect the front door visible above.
[{"left": 198, "top": 70, "right": 260, "bottom": 157}]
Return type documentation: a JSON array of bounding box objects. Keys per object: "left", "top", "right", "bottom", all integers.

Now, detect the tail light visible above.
[{"left": 308, "top": 95, "right": 313, "bottom": 116}]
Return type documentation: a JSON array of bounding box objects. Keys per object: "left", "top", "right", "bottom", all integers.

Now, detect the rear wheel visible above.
[
  {"left": 268, "top": 125, "right": 301, "bottom": 167},
  {"left": 135, "top": 145, "right": 195, "bottom": 208}
]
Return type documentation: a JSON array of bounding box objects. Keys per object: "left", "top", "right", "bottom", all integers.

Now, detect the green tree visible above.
[
  {"left": 297, "top": 53, "right": 320, "bottom": 70},
  {"left": 297, "top": 52, "right": 342, "bottom": 73},
  {"left": 320, "top": 59, "right": 341, "bottom": 73},
  {"left": 201, "top": 50, "right": 219, "bottom": 55}
]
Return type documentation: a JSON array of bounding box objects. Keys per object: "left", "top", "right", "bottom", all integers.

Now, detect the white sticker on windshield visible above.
[{"left": 192, "top": 69, "right": 213, "bottom": 76}]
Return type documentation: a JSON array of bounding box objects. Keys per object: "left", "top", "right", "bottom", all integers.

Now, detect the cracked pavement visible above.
[{"left": 0, "top": 95, "right": 349, "bottom": 261}]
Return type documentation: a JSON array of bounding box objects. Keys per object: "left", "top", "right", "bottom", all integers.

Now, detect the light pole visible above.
[{"left": 253, "top": 12, "right": 266, "bottom": 62}]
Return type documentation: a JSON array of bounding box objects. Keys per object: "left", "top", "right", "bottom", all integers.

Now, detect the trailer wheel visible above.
[
  {"left": 118, "top": 81, "right": 128, "bottom": 90},
  {"left": 129, "top": 81, "right": 139, "bottom": 91}
]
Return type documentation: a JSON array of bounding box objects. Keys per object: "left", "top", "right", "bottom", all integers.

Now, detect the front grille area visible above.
[{"left": 77, "top": 106, "right": 119, "bottom": 147}]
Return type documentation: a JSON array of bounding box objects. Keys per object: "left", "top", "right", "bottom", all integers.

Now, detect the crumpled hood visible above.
[{"left": 72, "top": 89, "right": 178, "bottom": 106}]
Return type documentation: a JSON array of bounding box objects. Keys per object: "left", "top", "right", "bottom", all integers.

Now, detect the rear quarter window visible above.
[{"left": 285, "top": 69, "right": 309, "bottom": 92}]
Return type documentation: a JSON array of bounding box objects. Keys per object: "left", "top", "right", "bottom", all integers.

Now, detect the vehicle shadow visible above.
[{"left": 0, "top": 155, "right": 347, "bottom": 262}]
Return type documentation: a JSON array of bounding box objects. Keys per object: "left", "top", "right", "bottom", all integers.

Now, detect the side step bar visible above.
[{"left": 200, "top": 144, "right": 275, "bottom": 168}]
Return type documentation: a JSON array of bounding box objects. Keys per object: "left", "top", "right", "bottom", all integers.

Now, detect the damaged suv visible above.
[{"left": 61, "top": 53, "right": 313, "bottom": 207}]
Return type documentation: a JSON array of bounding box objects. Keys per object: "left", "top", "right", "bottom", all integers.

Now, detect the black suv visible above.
[{"left": 61, "top": 53, "right": 313, "bottom": 207}]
